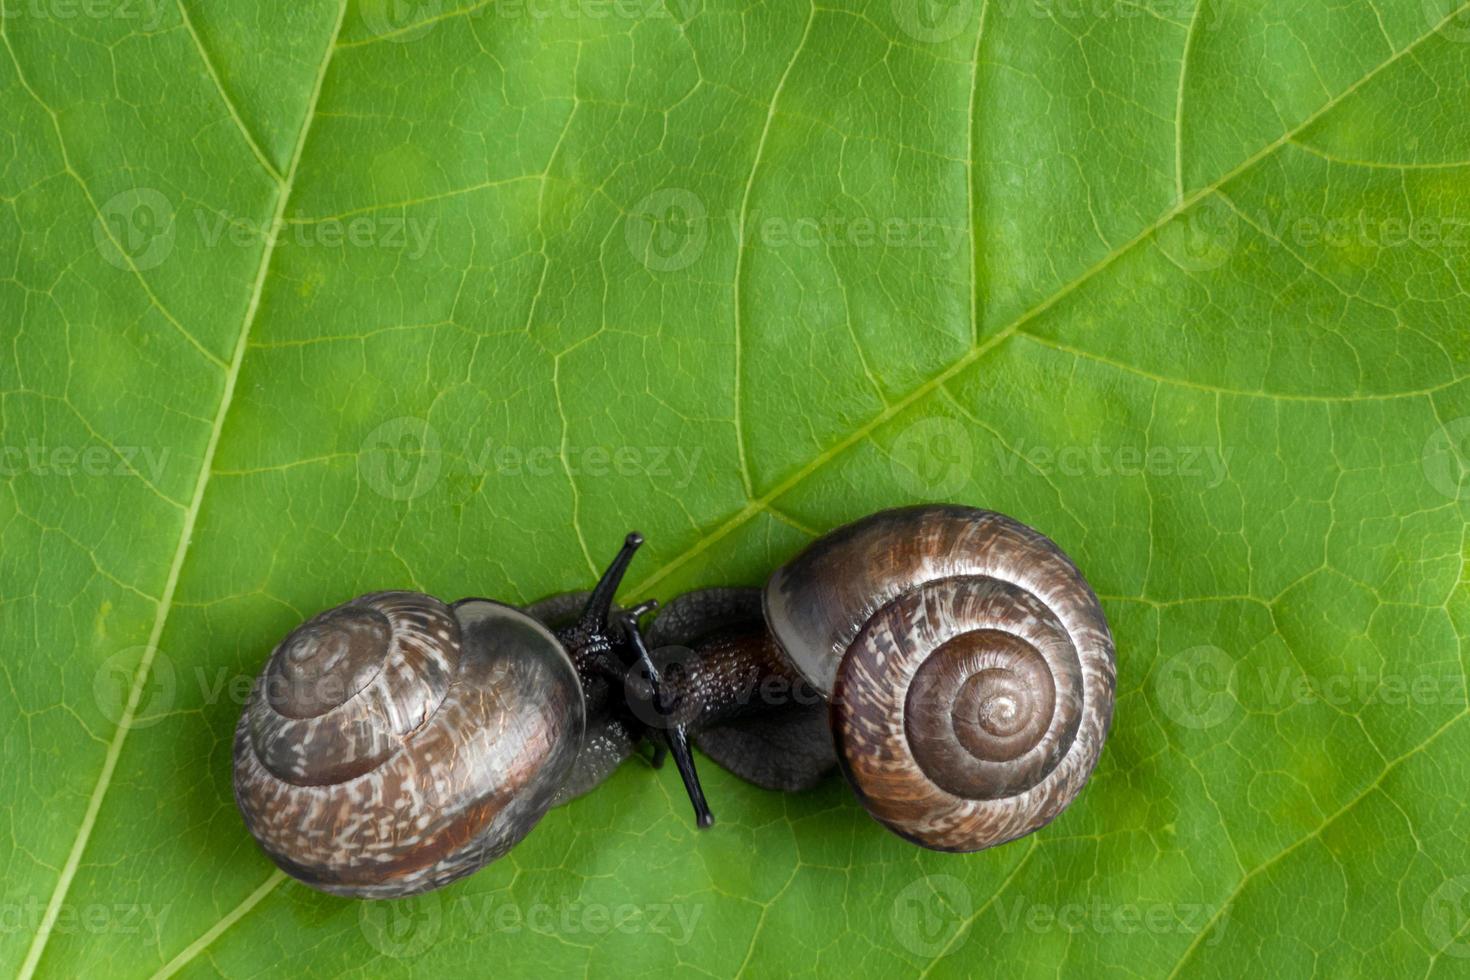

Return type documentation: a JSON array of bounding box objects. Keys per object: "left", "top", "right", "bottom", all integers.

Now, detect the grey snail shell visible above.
[
  {"left": 232, "top": 591, "right": 583, "bottom": 898},
  {"left": 763, "top": 505, "right": 1115, "bottom": 851}
]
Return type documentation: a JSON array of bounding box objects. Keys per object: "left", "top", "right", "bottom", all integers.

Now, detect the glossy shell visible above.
[
  {"left": 232, "top": 592, "right": 583, "bottom": 898},
  {"left": 763, "top": 505, "right": 1115, "bottom": 851}
]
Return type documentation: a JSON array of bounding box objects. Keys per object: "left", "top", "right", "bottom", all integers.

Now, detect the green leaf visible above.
[{"left": 3, "top": 0, "right": 1469, "bottom": 976}]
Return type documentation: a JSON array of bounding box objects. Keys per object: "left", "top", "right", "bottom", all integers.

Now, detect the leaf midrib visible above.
[
  {"left": 15, "top": 2, "right": 350, "bottom": 975},
  {"left": 22, "top": 2, "right": 1469, "bottom": 975}
]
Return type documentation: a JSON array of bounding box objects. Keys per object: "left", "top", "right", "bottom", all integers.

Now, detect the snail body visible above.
[{"left": 232, "top": 506, "right": 1115, "bottom": 898}]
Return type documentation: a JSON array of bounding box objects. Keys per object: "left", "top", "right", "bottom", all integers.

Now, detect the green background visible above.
[{"left": 3, "top": 0, "right": 1470, "bottom": 976}]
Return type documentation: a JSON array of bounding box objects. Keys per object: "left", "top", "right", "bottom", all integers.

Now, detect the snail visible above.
[
  {"left": 759, "top": 504, "right": 1116, "bottom": 849},
  {"left": 232, "top": 534, "right": 710, "bottom": 899},
  {"left": 233, "top": 505, "right": 1115, "bottom": 898}
]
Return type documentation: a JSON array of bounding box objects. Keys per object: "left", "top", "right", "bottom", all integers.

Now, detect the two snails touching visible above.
[{"left": 233, "top": 505, "right": 1117, "bottom": 898}]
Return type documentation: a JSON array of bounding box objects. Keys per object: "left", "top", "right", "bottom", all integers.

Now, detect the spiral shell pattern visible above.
[
  {"left": 248, "top": 592, "right": 461, "bottom": 785},
  {"left": 763, "top": 506, "right": 1114, "bottom": 851},
  {"left": 233, "top": 593, "right": 583, "bottom": 898}
]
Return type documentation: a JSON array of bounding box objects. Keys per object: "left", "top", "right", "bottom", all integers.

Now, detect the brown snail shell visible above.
[
  {"left": 763, "top": 505, "right": 1115, "bottom": 851},
  {"left": 232, "top": 592, "right": 583, "bottom": 898}
]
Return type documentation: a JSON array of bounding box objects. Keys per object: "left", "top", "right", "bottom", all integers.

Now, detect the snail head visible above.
[{"left": 555, "top": 532, "right": 714, "bottom": 829}]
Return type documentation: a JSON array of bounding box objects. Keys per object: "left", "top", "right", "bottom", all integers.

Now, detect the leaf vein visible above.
[
  {"left": 15, "top": 3, "right": 350, "bottom": 975},
  {"left": 174, "top": 0, "right": 284, "bottom": 183},
  {"left": 0, "top": 25, "right": 228, "bottom": 370},
  {"left": 731, "top": 0, "right": 816, "bottom": 500},
  {"left": 1165, "top": 710, "right": 1468, "bottom": 978}
]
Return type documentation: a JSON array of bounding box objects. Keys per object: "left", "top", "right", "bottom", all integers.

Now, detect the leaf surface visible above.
[{"left": 2, "top": 1, "right": 1469, "bottom": 977}]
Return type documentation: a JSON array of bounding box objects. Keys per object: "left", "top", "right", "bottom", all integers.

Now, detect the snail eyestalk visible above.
[
  {"left": 578, "top": 532, "right": 644, "bottom": 631},
  {"left": 664, "top": 726, "right": 715, "bottom": 830},
  {"left": 619, "top": 610, "right": 715, "bottom": 829}
]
